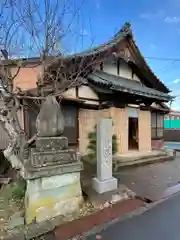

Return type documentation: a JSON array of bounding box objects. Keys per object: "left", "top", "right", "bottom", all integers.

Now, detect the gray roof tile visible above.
[{"left": 88, "top": 70, "right": 172, "bottom": 102}]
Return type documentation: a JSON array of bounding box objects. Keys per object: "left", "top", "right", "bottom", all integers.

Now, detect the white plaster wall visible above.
[
  {"left": 119, "top": 61, "right": 132, "bottom": 79},
  {"left": 133, "top": 74, "right": 141, "bottom": 82},
  {"left": 78, "top": 85, "right": 99, "bottom": 100},
  {"left": 62, "top": 88, "right": 76, "bottom": 99},
  {"left": 103, "top": 63, "right": 118, "bottom": 76},
  {"left": 79, "top": 86, "right": 99, "bottom": 105},
  {"left": 62, "top": 85, "right": 99, "bottom": 106},
  {"left": 96, "top": 58, "right": 142, "bottom": 84}
]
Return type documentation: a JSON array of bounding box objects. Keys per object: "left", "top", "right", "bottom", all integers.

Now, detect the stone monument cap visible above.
[{"left": 36, "top": 95, "right": 65, "bottom": 137}]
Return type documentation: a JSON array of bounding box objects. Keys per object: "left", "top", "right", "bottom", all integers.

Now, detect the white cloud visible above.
[
  {"left": 139, "top": 10, "right": 165, "bottom": 20},
  {"left": 173, "top": 79, "right": 180, "bottom": 84},
  {"left": 96, "top": 1, "right": 100, "bottom": 9},
  {"left": 139, "top": 13, "right": 152, "bottom": 19},
  {"left": 164, "top": 16, "right": 180, "bottom": 23},
  {"left": 150, "top": 43, "right": 156, "bottom": 50},
  {"left": 170, "top": 99, "right": 180, "bottom": 110},
  {"left": 167, "top": 82, "right": 180, "bottom": 110}
]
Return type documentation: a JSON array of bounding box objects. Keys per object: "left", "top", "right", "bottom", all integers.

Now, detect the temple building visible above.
[{"left": 0, "top": 23, "right": 172, "bottom": 158}]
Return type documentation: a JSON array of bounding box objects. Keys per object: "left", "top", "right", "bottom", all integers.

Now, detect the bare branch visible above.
[{"left": 0, "top": 0, "right": 100, "bottom": 169}]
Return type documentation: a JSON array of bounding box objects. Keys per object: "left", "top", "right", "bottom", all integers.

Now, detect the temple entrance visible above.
[{"left": 128, "top": 117, "right": 139, "bottom": 150}]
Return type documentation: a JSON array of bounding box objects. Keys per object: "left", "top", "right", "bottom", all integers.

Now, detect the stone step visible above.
[
  {"left": 82, "top": 152, "right": 174, "bottom": 174},
  {"left": 114, "top": 151, "right": 167, "bottom": 163},
  {"left": 114, "top": 155, "right": 173, "bottom": 171}
]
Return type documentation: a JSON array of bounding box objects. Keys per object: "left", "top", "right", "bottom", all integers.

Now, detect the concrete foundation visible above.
[{"left": 25, "top": 172, "right": 83, "bottom": 223}]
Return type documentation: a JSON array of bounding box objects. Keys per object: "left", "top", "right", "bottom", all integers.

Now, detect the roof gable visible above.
[
  {"left": 46, "top": 23, "right": 170, "bottom": 94},
  {"left": 76, "top": 23, "right": 170, "bottom": 93},
  {"left": 125, "top": 39, "right": 169, "bottom": 93}
]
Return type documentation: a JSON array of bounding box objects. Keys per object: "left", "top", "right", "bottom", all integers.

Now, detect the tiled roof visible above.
[{"left": 88, "top": 70, "right": 172, "bottom": 102}]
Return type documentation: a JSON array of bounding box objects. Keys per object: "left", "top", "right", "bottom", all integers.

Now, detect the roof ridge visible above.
[{"left": 114, "top": 22, "right": 132, "bottom": 39}]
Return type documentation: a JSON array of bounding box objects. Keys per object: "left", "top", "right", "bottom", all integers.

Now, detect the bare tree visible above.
[{"left": 0, "top": 0, "right": 107, "bottom": 170}]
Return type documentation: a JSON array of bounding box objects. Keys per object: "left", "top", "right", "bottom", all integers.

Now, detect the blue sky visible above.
[{"left": 67, "top": 0, "right": 180, "bottom": 109}]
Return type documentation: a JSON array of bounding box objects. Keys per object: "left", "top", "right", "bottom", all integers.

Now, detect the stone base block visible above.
[
  {"left": 92, "top": 177, "right": 118, "bottom": 194},
  {"left": 30, "top": 148, "right": 78, "bottom": 168},
  {"left": 36, "top": 136, "right": 68, "bottom": 151},
  {"left": 23, "top": 161, "right": 83, "bottom": 180},
  {"left": 25, "top": 172, "right": 83, "bottom": 224}
]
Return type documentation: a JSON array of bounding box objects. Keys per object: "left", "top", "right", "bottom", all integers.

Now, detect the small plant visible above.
[
  {"left": 87, "top": 123, "right": 118, "bottom": 159},
  {"left": 11, "top": 180, "right": 26, "bottom": 200}
]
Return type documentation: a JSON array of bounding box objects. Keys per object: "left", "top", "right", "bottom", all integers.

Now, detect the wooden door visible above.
[{"left": 62, "top": 104, "right": 78, "bottom": 146}]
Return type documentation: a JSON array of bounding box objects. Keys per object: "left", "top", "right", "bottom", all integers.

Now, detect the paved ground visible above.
[
  {"left": 115, "top": 152, "right": 180, "bottom": 200},
  {"left": 88, "top": 192, "right": 180, "bottom": 240}
]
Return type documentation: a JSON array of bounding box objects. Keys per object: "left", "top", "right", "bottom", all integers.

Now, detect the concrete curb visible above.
[
  {"left": 82, "top": 190, "right": 180, "bottom": 239},
  {"left": 55, "top": 199, "right": 144, "bottom": 240},
  {"left": 83, "top": 205, "right": 148, "bottom": 238}
]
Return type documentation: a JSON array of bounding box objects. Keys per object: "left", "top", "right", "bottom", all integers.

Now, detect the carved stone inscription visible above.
[
  {"left": 96, "top": 118, "right": 112, "bottom": 181},
  {"left": 30, "top": 149, "right": 76, "bottom": 167}
]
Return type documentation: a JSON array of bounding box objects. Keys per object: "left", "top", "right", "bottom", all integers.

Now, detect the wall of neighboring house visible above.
[
  {"left": 164, "top": 111, "right": 180, "bottom": 129},
  {"left": 78, "top": 107, "right": 151, "bottom": 155},
  {"left": 11, "top": 65, "right": 41, "bottom": 90},
  {"left": 164, "top": 111, "right": 180, "bottom": 142}
]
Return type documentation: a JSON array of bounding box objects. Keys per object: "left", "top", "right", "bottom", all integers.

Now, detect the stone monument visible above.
[
  {"left": 92, "top": 118, "right": 117, "bottom": 194},
  {"left": 23, "top": 96, "right": 83, "bottom": 223}
]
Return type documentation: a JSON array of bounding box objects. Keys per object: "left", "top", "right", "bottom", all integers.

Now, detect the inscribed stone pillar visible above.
[{"left": 92, "top": 118, "right": 117, "bottom": 194}]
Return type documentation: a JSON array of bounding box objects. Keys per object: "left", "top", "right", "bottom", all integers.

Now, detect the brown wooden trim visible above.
[
  {"left": 100, "top": 62, "right": 103, "bottom": 71},
  {"left": 76, "top": 106, "right": 79, "bottom": 146},
  {"left": 117, "top": 58, "right": 120, "bottom": 75},
  {"left": 23, "top": 100, "right": 30, "bottom": 138},
  {"left": 140, "top": 105, "right": 169, "bottom": 113},
  {"left": 151, "top": 137, "right": 164, "bottom": 140},
  {"left": 78, "top": 96, "right": 99, "bottom": 102},
  {"left": 75, "top": 86, "right": 78, "bottom": 98},
  {"left": 61, "top": 98, "right": 85, "bottom": 104},
  {"left": 78, "top": 103, "right": 100, "bottom": 110}
]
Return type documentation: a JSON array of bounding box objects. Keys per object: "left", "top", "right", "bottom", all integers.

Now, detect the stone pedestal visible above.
[
  {"left": 24, "top": 96, "right": 83, "bottom": 223},
  {"left": 92, "top": 119, "right": 117, "bottom": 194},
  {"left": 25, "top": 172, "right": 83, "bottom": 223},
  {"left": 92, "top": 177, "right": 117, "bottom": 194},
  {"left": 24, "top": 135, "right": 83, "bottom": 223}
]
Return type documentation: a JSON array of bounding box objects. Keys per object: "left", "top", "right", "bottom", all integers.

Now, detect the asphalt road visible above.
[{"left": 88, "top": 193, "right": 180, "bottom": 240}]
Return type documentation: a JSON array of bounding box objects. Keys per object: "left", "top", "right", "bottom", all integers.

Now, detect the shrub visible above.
[
  {"left": 11, "top": 180, "right": 26, "bottom": 200},
  {"left": 87, "top": 123, "right": 118, "bottom": 158}
]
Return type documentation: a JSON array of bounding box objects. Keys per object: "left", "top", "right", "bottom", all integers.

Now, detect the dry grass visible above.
[{"left": 0, "top": 182, "right": 24, "bottom": 230}]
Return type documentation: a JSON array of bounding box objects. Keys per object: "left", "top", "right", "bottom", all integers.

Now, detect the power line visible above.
[{"left": 145, "top": 56, "right": 180, "bottom": 61}]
